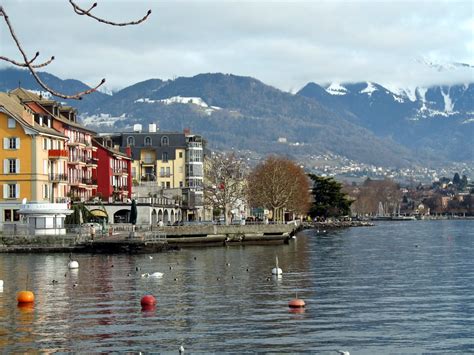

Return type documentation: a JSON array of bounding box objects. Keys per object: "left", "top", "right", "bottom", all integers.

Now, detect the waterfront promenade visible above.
[{"left": 0, "top": 222, "right": 299, "bottom": 253}]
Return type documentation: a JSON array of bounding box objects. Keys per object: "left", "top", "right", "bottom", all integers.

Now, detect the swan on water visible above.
[
  {"left": 68, "top": 253, "right": 79, "bottom": 269},
  {"left": 140, "top": 272, "right": 164, "bottom": 278},
  {"left": 271, "top": 256, "right": 283, "bottom": 276}
]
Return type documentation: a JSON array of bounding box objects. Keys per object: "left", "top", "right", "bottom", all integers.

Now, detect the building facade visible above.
[
  {"left": 0, "top": 92, "right": 68, "bottom": 229},
  {"left": 102, "top": 124, "right": 205, "bottom": 221},
  {"left": 93, "top": 137, "right": 132, "bottom": 202},
  {"left": 10, "top": 89, "right": 98, "bottom": 202}
]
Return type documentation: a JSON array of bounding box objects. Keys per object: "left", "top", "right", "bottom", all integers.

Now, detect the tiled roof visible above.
[
  {"left": 0, "top": 92, "right": 66, "bottom": 138},
  {"left": 9, "top": 88, "right": 96, "bottom": 134}
]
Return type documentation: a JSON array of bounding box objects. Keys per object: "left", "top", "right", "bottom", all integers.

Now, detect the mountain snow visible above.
[
  {"left": 134, "top": 96, "right": 222, "bottom": 115},
  {"left": 440, "top": 87, "right": 454, "bottom": 112},
  {"left": 81, "top": 113, "right": 128, "bottom": 127},
  {"left": 326, "top": 83, "right": 347, "bottom": 95},
  {"left": 360, "top": 82, "right": 377, "bottom": 96}
]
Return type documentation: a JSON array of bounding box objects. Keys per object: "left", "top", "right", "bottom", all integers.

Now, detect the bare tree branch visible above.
[
  {"left": 0, "top": 5, "right": 106, "bottom": 99},
  {"left": 69, "top": 0, "right": 152, "bottom": 26},
  {"left": 0, "top": 54, "right": 55, "bottom": 68}
]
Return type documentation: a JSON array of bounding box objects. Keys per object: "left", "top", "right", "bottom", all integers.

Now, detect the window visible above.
[
  {"left": 4, "top": 183, "right": 18, "bottom": 198},
  {"left": 4, "top": 159, "right": 19, "bottom": 174},
  {"left": 166, "top": 182, "right": 170, "bottom": 188},
  {"left": 160, "top": 167, "right": 165, "bottom": 176},
  {"left": 127, "top": 136, "right": 135, "bottom": 146},
  {"left": 162, "top": 152, "right": 168, "bottom": 162},
  {"left": 8, "top": 118, "right": 16, "bottom": 128},
  {"left": 43, "top": 184, "right": 49, "bottom": 199},
  {"left": 145, "top": 136, "right": 152, "bottom": 146},
  {"left": 179, "top": 181, "right": 183, "bottom": 188},
  {"left": 9, "top": 159, "right": 15, "bottom": 174},
  {"left": 161, "top": 136, "right": 169, "bottom": 146},
  {"left": 179, "top": 152, "right": 183, "bottom": 158},
  {"left": 166, "top": 167, "right": 170, "bottom": 176},
  {"left": 3, "top": 209, "right": 19, "bottom": 221}
]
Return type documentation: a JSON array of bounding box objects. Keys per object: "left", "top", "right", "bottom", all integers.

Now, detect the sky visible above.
[{"left": 1, "top": 0, "right": 473, "bottom": 92}]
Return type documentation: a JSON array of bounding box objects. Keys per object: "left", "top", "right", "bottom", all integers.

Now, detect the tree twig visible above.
[
  {"left": 0, "top": 5, "right": 106, "bottom": 99},
  {"left": 68, "top": 0, "right": 152, "bottom": 26}
]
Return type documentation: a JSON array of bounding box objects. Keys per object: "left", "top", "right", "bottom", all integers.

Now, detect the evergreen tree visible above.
[
  {"left": 308, "top": 174, "right": 353, "bottom": 218},
  {"left": 453, "top": 173, "right": 461, "bottom": 186}
]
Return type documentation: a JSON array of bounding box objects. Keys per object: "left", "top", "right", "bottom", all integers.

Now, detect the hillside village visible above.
[{"left": 0, "top": 88, "right": 472, "bottom": 236}]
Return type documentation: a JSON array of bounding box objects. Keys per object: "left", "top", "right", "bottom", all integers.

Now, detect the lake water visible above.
[{"left": 0, "top": 220, "right": 473, "bottom": 353}]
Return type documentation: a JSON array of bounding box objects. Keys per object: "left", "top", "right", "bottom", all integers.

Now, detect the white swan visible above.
[
  {"left": 141, "top": 272, "right": 164, "bottom": 278},
  {"left": 68, "top": 254, "right": 79, "bottom": 269},
  {"left": 271, "top": 256, "right": 283, "bottom": 276}
]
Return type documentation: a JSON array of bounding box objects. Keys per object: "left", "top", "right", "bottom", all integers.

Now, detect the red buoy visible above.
[
  {"left": 17, "top": 291, "right": 35, "bottom": 304},
  {"left": 141, "top": 295, "right": 157, "bottom": 307},
  {"left": 288, "top": 298, "right": 305, "bottom": 308}
]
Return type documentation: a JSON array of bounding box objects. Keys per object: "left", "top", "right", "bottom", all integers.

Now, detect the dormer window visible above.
[
  {"left": 127, "top": 136, "right": 135, "bottom": 146},
  {"left": 145, "top": 136, "right": 152, "bottom": 146},
  {"left": 161, "top": 136, "right": 169, "bottom": 146}
]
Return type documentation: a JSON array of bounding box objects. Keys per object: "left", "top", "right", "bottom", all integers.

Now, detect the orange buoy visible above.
[
  {"left": 141, "top": 295, "right": 157, "bottom": 307},
  {"left": 17, "top": 290, "right": 35, "bottom": 304},
  {"left": 288, "top": 298, "right": 305, "bottom": 308}
]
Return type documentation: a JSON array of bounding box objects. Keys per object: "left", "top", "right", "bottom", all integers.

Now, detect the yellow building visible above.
[{"left": 0, "top": 93, "right": 67, "bottom": 227}]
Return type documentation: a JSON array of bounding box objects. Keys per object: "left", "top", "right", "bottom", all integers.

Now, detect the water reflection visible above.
[{"left": 0, "top": 220, "right": 472, "bottom": 352}]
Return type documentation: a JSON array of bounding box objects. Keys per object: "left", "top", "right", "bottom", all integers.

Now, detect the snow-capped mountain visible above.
[{"left": 298, "top": 81, "right": 474, "bottom": 161}]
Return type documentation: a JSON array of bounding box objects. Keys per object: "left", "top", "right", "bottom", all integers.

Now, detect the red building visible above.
[{"left": 93, "top": 138, "right": 132, "bottom": 202}]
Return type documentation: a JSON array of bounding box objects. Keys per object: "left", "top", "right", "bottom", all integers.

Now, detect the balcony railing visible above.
[
  {"left": 49, "top": 173, "right": 68, "bottom": 182},
  {"left": 113, "top": 168, "right": 129, "bottom": 175},
  {"left": 48, "top": 149, "right": 68, "bottom": 159},
  {"left": 68, "top": 137, "right": 87, "bottom": 145},
  {"left": 82, "top": 178, "right": 97, "bottom": 185},
  {"left": 86, "top": 158, "right": 98, "bottom": 166}
]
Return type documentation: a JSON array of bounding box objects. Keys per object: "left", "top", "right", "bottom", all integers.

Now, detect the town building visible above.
[
  {"left": 0, "top": 92, "right": 69, "bottom": 230},
  {"left": 101, "top": 124, "right": 205, "bottom": 221},
  {"left": 9, "top": 88, "right": 99, "bottom": 202},
  {"left": 92, "top": 137, "right": 132, "bottom": 202}
]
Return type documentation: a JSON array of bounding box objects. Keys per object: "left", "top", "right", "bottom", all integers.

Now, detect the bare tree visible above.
[
  {"left": 203, "top": 153, "right": 247, "bottom": 225},
  {"left": 351, "top": 178, "right": 402, "bottom": 216},
  {"left": 0, "top": 1, "right": 151, "bottom": 99},
  {"left": 247, "top": 156, "right": 310, "bottom": 222}
]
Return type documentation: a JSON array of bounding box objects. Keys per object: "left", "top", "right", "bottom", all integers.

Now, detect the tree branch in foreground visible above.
[{"left": 69, "top": 0, "right": 152, "bottom": 26}]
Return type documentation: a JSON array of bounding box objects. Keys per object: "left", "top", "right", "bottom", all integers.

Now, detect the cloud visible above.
[{"left": 1, "top": 0, "right": 472, "bottom": 91}]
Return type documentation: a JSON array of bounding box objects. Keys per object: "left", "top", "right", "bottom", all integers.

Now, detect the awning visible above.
[{"left": 89, "top": 209, "right": 108, "bottom": 218}]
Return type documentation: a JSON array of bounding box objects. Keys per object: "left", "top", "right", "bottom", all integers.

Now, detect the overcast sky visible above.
[{"left": 1, "top": 0, "right": 472, "bottom": 92}]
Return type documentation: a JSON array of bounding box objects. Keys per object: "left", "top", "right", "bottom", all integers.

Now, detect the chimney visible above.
[
  {"left": 183, "top": 128, "right": 190, "bottom": 136},
  {"left": 149, "top": 123, "right": 157, "bottom": 133},
  {"left": 133, "top": 124, "right": 142, "bottom": 133},
  {"left": 125, "top": 146, "right": 132, "bottom": 158}
]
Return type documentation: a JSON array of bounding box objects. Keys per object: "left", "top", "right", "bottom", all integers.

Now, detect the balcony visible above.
[
  {"left": 82, "top": 178, "right": 97, "bottom": 186},
  {"left": 113, "top": 168, "right": 129, "bottom": 175},
  {"left": 86, "top": 158, "right": 98, "bottom": 167},
  {"left": 48, "top": 149, "right": 68, "bottom": 159},
  {"left": 68, "top": 157, "right": 87, "bottom": 165},
  {"left": 49, "top": 173, "right": 68, "bottom": 183},
  {"left": 68, "top": 137, "right": 87, "bottom": 146}
]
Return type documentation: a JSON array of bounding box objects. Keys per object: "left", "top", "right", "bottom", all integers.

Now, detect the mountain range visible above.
[{"left": 0, "top": 67, "right": 472, "bottom": 168}]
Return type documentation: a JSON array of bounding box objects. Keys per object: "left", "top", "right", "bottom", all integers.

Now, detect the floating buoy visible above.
[
  {"left": 141, "top": 295, "right": 157, "bottom": 307},
  {"left": 68, "top": 260, "right": 79, "bottom": 269},
  {"left": 272, "top": 256, "right": 283, "bottom": 276},
  {"left": 288, "top": 298, "right": 305, "bottom": 308},
  {"left": 17, "top": 290, "right": 35, "bottom": 304}
]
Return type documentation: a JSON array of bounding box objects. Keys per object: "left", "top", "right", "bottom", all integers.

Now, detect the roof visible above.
[
  {"left": 92, "top": 138, "right": 132, "bottom": 160},
  {"left": 9, "top": 88, "right": 96, "bottom": 134},
  {"left": 0, "top": 92, "right": 66, "bottom": 138}
]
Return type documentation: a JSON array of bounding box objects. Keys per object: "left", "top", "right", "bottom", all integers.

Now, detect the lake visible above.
[{"left": 0, "top": 220, "right": 472, "bottom": 353}]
